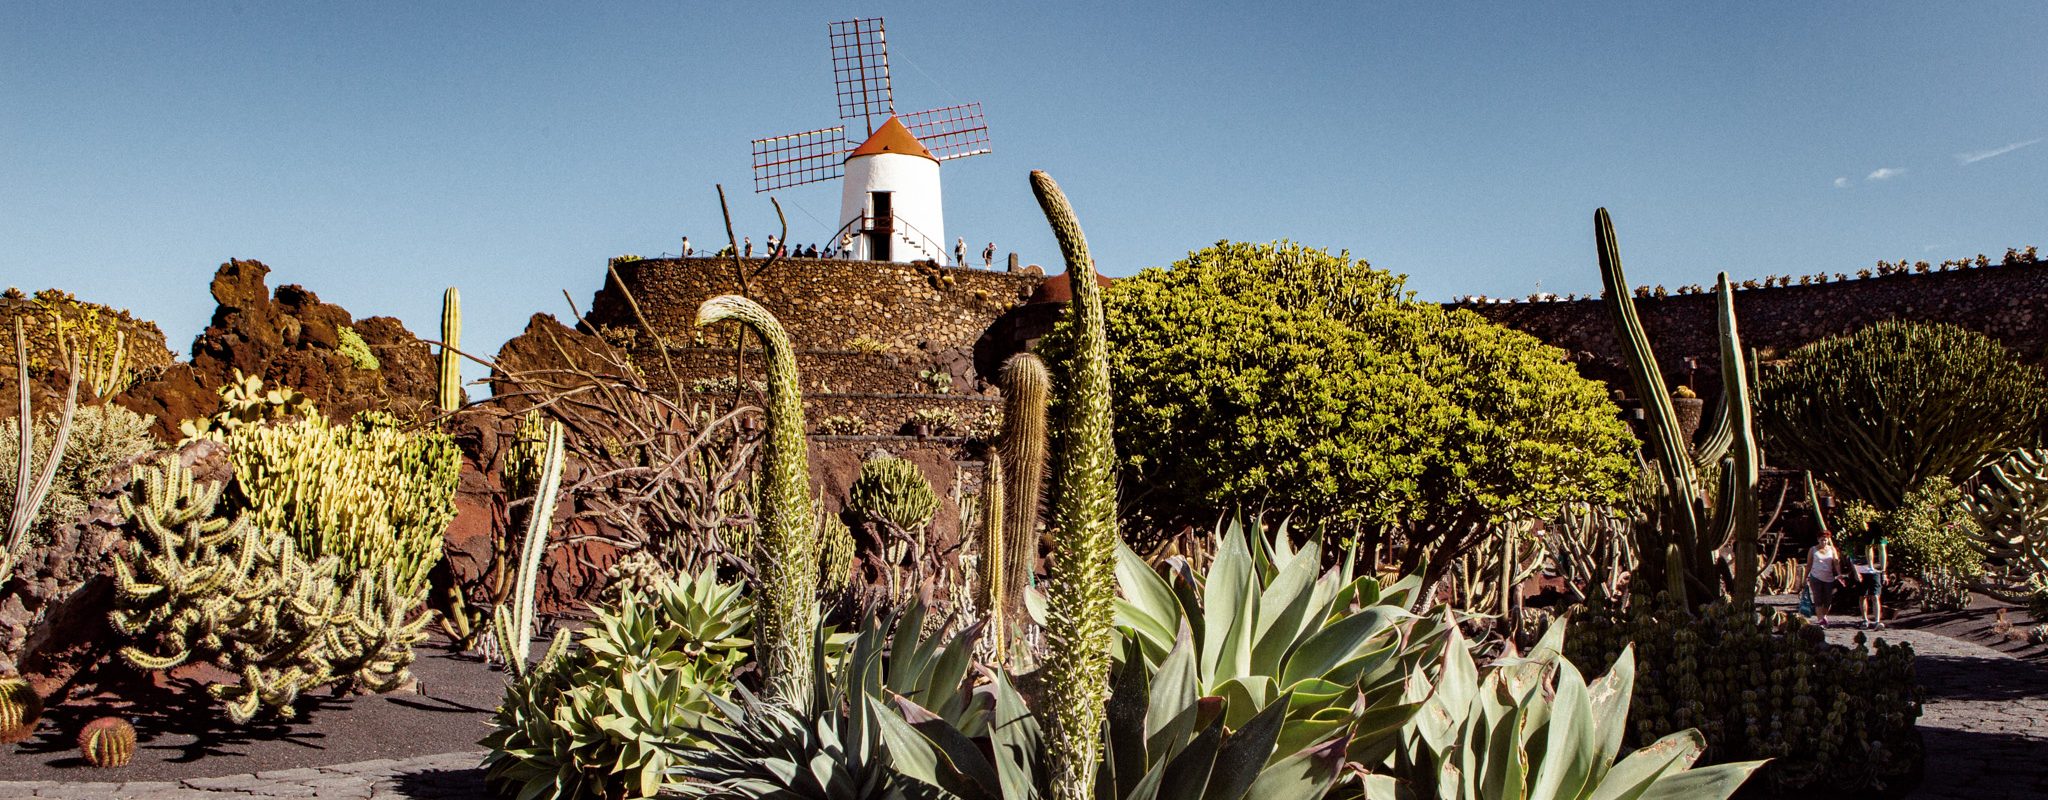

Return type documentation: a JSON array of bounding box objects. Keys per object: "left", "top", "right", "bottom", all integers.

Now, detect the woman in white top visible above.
[{"left": 1807, "top": 530, "right": 1847, "bottom": 627}]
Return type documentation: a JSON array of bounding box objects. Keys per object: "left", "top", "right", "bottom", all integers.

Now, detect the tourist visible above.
[
  {"left": 804, "top": 243, "right": 818, "bottom": 258},
  {"left": 1856, "top": 535, "right": 1888, "bottom": 629},
  {"left": 956, "top": 237, "right": 967, "bottom": 267},
  {"left": 983, "top": 241, "right": 996, "bottom": 268},
  {"left": 744, "top": 236, "right": 753, "bottom": 257},
  {"left": 681, "top": 236, "right": 691, "bottom": 257},
  {"left": 1806, "top": 529, "right": 1847, "bottom": 627}
]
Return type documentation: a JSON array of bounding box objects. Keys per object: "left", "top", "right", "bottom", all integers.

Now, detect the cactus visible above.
[
  {"left": 847, "top": 455, "right": 938, "bottom": 534},
  {"left": 817, "top": 508, "right": 854, "bottom": 595},
  {"left": 1967, "top": 448, "right": 2048, "bottom": 598},
  {"left": 492, "top": 419, "right": 564, "bottom": 677},
  {"left": 7, "top": 317, "right": 80, "bottom": 583},
  {"left": 996, "top": 352, "right": 1049, "bottom": 619},
  {"left": 77, "top": 717, "right": 135, "bottom": 767},
  {"left": 974, "top": 453, "right": 1007, "bottom": 659},
  {"left": 1596, "top": 210, "right": 1759, "bottom": 607},
  {"left": 696, "top": 294, "right": 817, "bottom": 701},
  {"left": 439, "top": 287, "right": 461, "bottom": 411},
  {"left": 0, "top": 676, "right": 41, "bottom": 744},
  {"left": 1030, "top": 169, "right": 1120, "bottom": 800},
  {"left": 226, "top": 410, "right": 460, "bottom": 599}
]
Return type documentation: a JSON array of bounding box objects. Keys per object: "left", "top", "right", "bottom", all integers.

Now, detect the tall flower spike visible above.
[
  {"left": 695, "top": 295, "right": 818, "bottom": 700},
  {"left": 1029, "top": 170, "right": 1119, "bottom": 800}
]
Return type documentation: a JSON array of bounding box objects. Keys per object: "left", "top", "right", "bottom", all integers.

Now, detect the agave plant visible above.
[
  {"left": 1114, "top": 515, "right": 1451, "bottom": 754},
  {"left": 1360, "top": 621, "right": 1766, "bottom": 799},
  {"left": 481, "top": 569, "right": 753, "bottom": 800}
]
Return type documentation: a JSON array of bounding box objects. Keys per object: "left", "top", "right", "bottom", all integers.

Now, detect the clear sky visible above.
[{"left": 4, "top": 2, "right": 2044, "bottom": 356}]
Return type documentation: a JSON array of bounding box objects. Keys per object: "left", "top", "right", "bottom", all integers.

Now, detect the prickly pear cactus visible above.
[{"left": 78, "top": 717, "right": 134, "bottom": 768}]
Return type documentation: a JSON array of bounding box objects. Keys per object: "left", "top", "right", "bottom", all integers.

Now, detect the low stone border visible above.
[{"left": 0, "top": 750, "right": 490, "bottom": 799}]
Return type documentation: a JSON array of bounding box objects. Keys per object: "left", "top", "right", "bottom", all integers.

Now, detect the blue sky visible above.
[{"left": 4, "top": 2, "right": 2044, "bottom": 355}]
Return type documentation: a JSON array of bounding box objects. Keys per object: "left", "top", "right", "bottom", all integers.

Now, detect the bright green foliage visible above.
[
  {"left": 1837, "top": 482, "right": 1984, "bottom": 610},
  {"left": 997, "top": 352, "right": 1050, "bottom": 618},
  {"left": 1366, "top": 620, "right": 1765, "bottom": 799},
  {"left": 848, "top": 454, "right": 939, "bottom": 534},
  {"left": 78, "top": 716, "right": 135, "bottom": 768},
  {"left": 696, "top": 294, "right": 817, "bottom": 701},
  {"left": 1114, "top": 515, "right": 1448, "bottom": 755},
  {"left": 1597, "top": 211, "right": 1761, "bottom": 607},
  {"left": 1047, "top": 239, "right": 1633, "bottom": 573},
  {"left": 0, "top": 676, "right": 40, "bottom": 744},
  {"left": 1757, "top": 319, "right": 2048, "bottom": 511},
  {"left": 438, "top": 287, "right": 461, "bottom": 411},
  {"left": 225, "top": 410, "right": 459, "bottom": 599},
  {"left": 335, "top": 325, "right": 379, "bottom": 371},
  {"left": 0, "top": 402, "right": 154, "bottom": 544},
  {"left": 1031, "top": 169, "right": 1121, "bottom": 800},
  {"left": 1566, "top": 595, "right": 1920, "bottom": 795},
  {"left": 483, "top": 569, "right": 752, "bottom": 800},
  {"left": 110, "top": 462, "right": 432, "bottom": 722}
]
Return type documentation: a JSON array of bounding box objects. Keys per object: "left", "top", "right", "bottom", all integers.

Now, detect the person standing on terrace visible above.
[{"left": 1807, "top": 529, "right": 1847, "bottom": 627}]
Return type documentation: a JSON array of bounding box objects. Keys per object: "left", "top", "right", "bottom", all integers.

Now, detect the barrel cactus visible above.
[
  {"left": 0, "top": 676, "right": 41, "bottom": 744},
  {"left": 78, "top": 717, "right": 135, "bottom": 768}
]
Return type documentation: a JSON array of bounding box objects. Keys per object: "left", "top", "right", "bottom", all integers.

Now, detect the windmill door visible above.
[{"left": 867, "top": 191, "right": 894, "bottom": 261}]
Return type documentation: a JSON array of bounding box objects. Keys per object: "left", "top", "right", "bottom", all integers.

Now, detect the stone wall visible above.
[{"left": 1456, "top": 258, "right": 2048, "bottom": 399}]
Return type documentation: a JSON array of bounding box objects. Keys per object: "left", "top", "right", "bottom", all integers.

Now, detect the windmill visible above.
[{"left": 749, "top": 17, "right": 992, "bottom": 264}]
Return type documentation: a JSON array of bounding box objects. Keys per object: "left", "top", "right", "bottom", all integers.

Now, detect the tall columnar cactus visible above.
[
  {"left": 1967, "top": 449, "right": 2048, "bottom": 596},
  {"left": 996, "top": 352, "right": 1049, "bottom": 617},
  {"left": 492, "top": 419, "right": 564, "bottom": 677},
  {"left": 78, "top": 717, "right": 135, "bottom": 768},
  {"left": 974, "top": 453, "right": 1008, "bottom": 659},
  {"left": 439, "top": 287, "right": 461, "bottom": 412},
  {"left": 0, "top": 676, "right": 41, "bottom": 744},
  {"left": 696, "top": 295, "right": 817, "bottom": 700},
  {"left": 7, "top": 317, "right": 80, "bottom": 583},
  {"left": 1596, "top": 210, "right": 1759, "bottom": 607},
  {"left": 1030, "top": 169, "right": 1120, "bottom": 800}
]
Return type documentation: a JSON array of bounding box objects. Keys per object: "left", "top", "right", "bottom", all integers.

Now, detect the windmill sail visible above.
[
  {"left": 900, "top": 103, "right": 992, "bottom": 161},
  {"left": 830, "top": 18, "right": 893, "bottom": 134},
  {"left": 751, "top": 126, "right": 847, "bottom": 192}
]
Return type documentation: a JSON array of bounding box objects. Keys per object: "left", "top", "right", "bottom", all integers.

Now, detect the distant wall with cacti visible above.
[{"left": 1456, "top": 255, "right": 2048, "bottom": 400}]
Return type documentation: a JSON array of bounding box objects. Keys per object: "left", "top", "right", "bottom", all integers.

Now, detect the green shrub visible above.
[
  {"left": 1837, "top": 482, "right": 1983, "bottom": 610},
  {"left": 0, "top": 403, "right": 154, "bottom": 543},
  {"left": 482, "top": 569, "right": 751, "bottom": 800},
  {"left": 1565, "top": 594, "right": 1922, "bottom": 795}
]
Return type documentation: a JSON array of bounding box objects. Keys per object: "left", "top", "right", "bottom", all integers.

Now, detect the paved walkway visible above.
[
  {"left": 0, "top": 751, "right": 491, "bottom": 799},
  {"left": 1821, "top": 623, "right": 2048, "bottom": 799}
]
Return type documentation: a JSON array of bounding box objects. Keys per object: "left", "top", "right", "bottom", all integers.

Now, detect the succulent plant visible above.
[
  {"left": 696, "top": 294, "right": 818, "bottom": 701},
  {"left": 6, "top": 317, "right": 79, "bottom": 587},
  {"left": 78, "top": 716, "right": 135, "bottom": 768},
  {"left": 0, "top": 676, "right": 41, "bottom": 744},
  {"left": 492, "top": 419, "right": 564, "bottom": 677},
  {"left": 848, "top": 454, "right": 938, "bottom": 534},
  {"left": 435, "top": 287, "right": 461, "bottom": 411},
  {"left": 997, "top": 352, "right": 1050, "bottom": 621},
  {"left": 974, "top": 453, "right": 1008, "bottom": 659},
  {"left": 1031, "top": 169, "right": 1122, "bottom": 800}
]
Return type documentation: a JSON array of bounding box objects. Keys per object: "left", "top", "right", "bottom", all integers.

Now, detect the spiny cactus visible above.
[
  {"left": 7, "top": 317, "right": 80, "bottom": 584},
  {"left": 996, "top": 352, "right": 1049, "bottom": 619},
  {"left": 77, "top": 717, "right": 135, "bottom": 768},
  {"left": 492, "top": 419, "right": 564, "bottom": 677},
  {"left": 226, "top": 410, "right": 460, "bottom": 598},
  {"left": 847, "top": 455, "right": 938, "bottom": 534},
  {"left": 1968, "top": 448, "right": 2048, "bottom": 597},
  {"left": 817, "top": 508, "right": 854, "bottom": 596},
  {"left": 696, "top": 295, "right": 817, "bottom": 701},
  {"left": 0, "top": 676, "right": 41, "bottom": 744},
  {"left": 439, "top": 287, "right": 461, "bottom": 411},
  {"left": 974, "top": 453, "right": 1007, "bottom": 659},
  {"left": 1596, "top": 210, "right": 1759, "bottom": 607},
  {"left": 1030, "top": 169, "right": 1120, "bottom": 800}
]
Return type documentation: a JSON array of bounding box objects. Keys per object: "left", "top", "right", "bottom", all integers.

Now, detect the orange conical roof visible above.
[{"left": 846, "top": 116, "right": 938, "bottom": 163}]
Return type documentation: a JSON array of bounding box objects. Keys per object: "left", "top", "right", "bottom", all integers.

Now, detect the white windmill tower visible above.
[{"left": 749, "top": 17, "right": 992, "bottom": 264}]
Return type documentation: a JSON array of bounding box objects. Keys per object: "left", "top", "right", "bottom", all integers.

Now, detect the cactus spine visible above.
[
  {"left": 438, "top": 287, "right": 461, "bottom": 412},
  {"left": 0, "top": 676, "right": 41, "bottom": 744},
  {"left": 1030, "top": 170, "right": 1120, "bottom": 800},
  {"left": 492, "top": 419, "right": 564, "bottom": 677},
  {"left": 695, "top": 295, "right": 817, "bottom": 701},
  {"left": 996, "top": 352, "right": 1049, "bottom": 618},
  {"left": 1596, "top": 210, "right": 1759, "bottom": 607},
  {"left": 975, "top": 453, "right": 1008, "bottom": 659},
  {"left": 78, "top": 717, "right": 135, "bottom": 767}
]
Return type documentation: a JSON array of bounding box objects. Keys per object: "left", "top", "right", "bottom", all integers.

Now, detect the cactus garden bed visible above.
[{"left": 0, "top": 635, "right": 500, "bottom": 781}]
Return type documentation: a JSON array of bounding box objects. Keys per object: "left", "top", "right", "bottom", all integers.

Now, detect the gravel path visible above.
[
  {"left": 1821, "top": 622, "right": 2048, "bottom": 799},
  {"left": 0, "top": 750, "right": 491, "bottom": 799}
]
